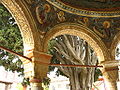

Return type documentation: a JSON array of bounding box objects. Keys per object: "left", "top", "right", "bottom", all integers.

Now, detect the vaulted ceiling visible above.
[
  {"left": 3, "top": 0, "right": 115, "bottom": 51},
  {"left": 23, "top": 0, "right": 120, "bottom": 44}
]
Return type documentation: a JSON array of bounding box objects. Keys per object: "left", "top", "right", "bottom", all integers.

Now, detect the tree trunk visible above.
[
  {"left": 70, "top": 69, "right": 81, "bottom": 90},
  {"left": 50, "top": 35, "right": 98, "bottom": 90},
  {"left": 68, "top": 67, "right": 96, "bottom": 90}
]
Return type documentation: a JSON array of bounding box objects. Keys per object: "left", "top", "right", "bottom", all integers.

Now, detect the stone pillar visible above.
[
  {"left": 21, "top": 50, "right": 52, "bottom": 90},
  {"left": 101, "top": 60, "right": 119, "bottom": 90}
]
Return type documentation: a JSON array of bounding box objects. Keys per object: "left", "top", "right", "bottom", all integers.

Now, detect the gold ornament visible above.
[
  {"left": 57, "top": 11, "right": 65, "bottom": 22},
  {"left": 83, "top": 17, "right": 89, "bottom": 26},
  {"left": 103, "top": 21, "right": 110, "bottom": 29},
  {"left": 44, "top": 4, "right": 51, "bottom": 13}
]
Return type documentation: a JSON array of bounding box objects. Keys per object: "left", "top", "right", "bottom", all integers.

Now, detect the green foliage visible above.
[
  {"left": 94, "top": 68, "right": 102, "bottom": 81},
  {"left": 48, "top": 39, "right": 60, "bottom": 71},
  {"left": 0, "top": 4, "right": 23, "bottom": 74},
  {"left": 21, "top": 78, "right": 30, "bottom": 86},
  {"left": 47, "top": 39, "right": 56, "bottom": 54},
  {"left": 43, "top": 77, "right": 51, "bottom": 88}
]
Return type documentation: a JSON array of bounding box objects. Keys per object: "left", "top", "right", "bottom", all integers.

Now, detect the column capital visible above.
[
  {"left": 100, "top": 60, "right": 119, "bottom": 68},
  {"left": 100, "top": 60, "right": 119, "bottom": 90},
  {"left": 20, "top": 50, "right": 52, "bottom": 80},
  {"left": 26, "top": 49, "right": 52, "bottom": 61},
  {"left": 100, "top": 60, "right": 119, "bottom": 81}
]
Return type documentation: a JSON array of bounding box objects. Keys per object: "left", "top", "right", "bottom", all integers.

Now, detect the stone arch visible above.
[
  {"left": 44, "top": 23, "right": 109, "bottom": 63},
  {"left": 111, "top": 32, "right": 120, "bottom": 60},
  {"left": 1, "top": 0, "right": 41, "bottom": 55}
]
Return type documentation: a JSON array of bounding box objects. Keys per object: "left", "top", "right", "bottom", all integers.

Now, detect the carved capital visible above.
[
  {"left": 21, "top": 50, "right": 52, "bottom": 80},
  {"left": 100, "top": 60, "right": 119, "bottom": 81},
  {"left": 100, "top": 60, "right": 119, "bottom": 90},
  {"left": 102, "top": 67, "right": 119, "bottom": 82},
  {"left": 102, "top": 67, "right": 118, "bottom": 90},
  {"left": 100, "top": 60, "right": 119, "bottom": 68}
]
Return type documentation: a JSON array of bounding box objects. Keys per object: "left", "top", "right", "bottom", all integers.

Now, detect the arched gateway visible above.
[{"left": 0, "top": 0, "right": 120, "bottom": 90}]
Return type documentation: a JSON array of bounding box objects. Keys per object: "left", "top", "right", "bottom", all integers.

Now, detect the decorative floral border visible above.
[{"left": 46, "top": 0, "right": 120, "bottom": 17}]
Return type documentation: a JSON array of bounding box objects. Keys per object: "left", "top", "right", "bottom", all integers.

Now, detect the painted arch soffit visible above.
[
  {"left": 46, "top": 0, "right": 120, "bottom": 17},
  {"left": 44, "top": 23, "right": 109, "bottom": 62}
]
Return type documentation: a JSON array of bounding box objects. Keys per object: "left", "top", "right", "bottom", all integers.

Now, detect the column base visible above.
[
  {"left": 30, "top": 83, "right": 43, "bottom": 90},
  {"left": 30, "top": 79, "right": 43, "bottom": 90}
]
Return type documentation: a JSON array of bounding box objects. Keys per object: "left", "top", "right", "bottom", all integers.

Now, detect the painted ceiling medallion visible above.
[{"left": 46, "top": 0, "right": 120, "bottom": 17}]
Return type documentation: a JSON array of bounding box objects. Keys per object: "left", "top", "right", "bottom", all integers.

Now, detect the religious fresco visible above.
[
  {"left": 3, "top": 1, "right": 119, "bottom": 89},
  {"left": 24, "top": 0, "right": 120, "bottom": 44},
  {"left": 88, "top": 17, "right": 120, "bottom": 42}
]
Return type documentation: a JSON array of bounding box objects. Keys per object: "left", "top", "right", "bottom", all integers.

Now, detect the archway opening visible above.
[
  {"left": 0, "top": 3, "right": 24, "bottom": 75},
  {"left": 44, "top": 23, "right": 107, "bottom": 63},
  {"left": 47, "top": 34, "right": 102, "bottom": 90},
  {"left": 0, "top": 4, "right": 29, "bottom": 90}
]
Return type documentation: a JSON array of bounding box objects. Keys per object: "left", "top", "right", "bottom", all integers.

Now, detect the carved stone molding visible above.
[{"left": 43, "top": 23, "right": 109, "bottom": 63}]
